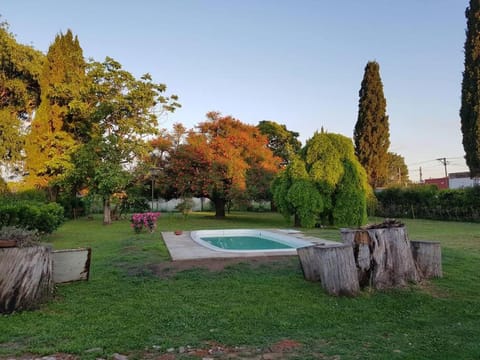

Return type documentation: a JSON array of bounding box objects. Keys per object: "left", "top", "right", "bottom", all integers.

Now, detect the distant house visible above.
[
  {"left": 448, "top": 172, "right": 479, "bottom": 189},
  {"left": 424, "top": 177, "right": 449, "bottom": 190}
]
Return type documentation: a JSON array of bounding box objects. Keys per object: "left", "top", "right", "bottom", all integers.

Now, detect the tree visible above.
[
  {"left": 68, "top": 57, "right": 180, "bottom": 224},
  {"left": 354, "top": 61, "right": 390, "bottom": 188},
  {"left": 24, "top": 30, "right": 86, "bottom": 196},
  {"left": 272, "top": 132, "right": 370, "bottom": 228},
  {"left": 166, "top": 113, "right": 280, "bottom": 218},
  {"left": 0, "top": 20, "right": 44, "bottom": 173},
  {"left": 460, "top": 0, "right": 480, "bottom": 177},
  {"left": 385, "top": 152, "right": 409, "bottom": 186},
  {"left": 257, "top": 120, "right": 301, "bottom": 166}
]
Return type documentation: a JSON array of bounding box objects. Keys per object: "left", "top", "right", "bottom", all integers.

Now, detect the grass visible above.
[{"left": 1, "top": 212, "right": 480, "bottom": 359}]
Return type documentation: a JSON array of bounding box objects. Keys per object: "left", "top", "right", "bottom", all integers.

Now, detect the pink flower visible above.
[{"left": 131, "top": 212, "right": 161, "bottom": 233}]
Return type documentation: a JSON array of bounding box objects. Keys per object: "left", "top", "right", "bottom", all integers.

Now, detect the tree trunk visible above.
[
  {"left": 341, "top": 227, "right": 420, "bottom": 289},
  {"left": 410, "top": 241, "right": 442, "bottom": 279},
  {"left": 214, "top": 198, "right": 226, "bottom": 218},
  {"left": 103, "top": 197, "right": 112, "bottom": 225},
  {"left": 294, "top": 213, "right": 301, "bottom": 227},
  {"left": 297, "top": 244, "right": 360, "bottom": 297},
  {"left": 0, "top": 246, "right": 53, "bottom": 313}
]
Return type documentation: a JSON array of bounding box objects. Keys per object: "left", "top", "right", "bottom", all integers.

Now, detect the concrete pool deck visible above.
[{"left": 162, "top": 229, "right": 340, "bottom": 261}]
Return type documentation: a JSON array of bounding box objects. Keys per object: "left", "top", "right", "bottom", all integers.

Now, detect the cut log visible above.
[
  {"left": 410, "top": 240, "right": 442, "bottom": 279},
  {"left": 341, "top": 227, "right": 420, "bottom": 289},
  {"left": 0, "top": 246, "right": 54, "bottom": 313},
  {"left": 298, "top": 244, "right": 360, "bottom": 297}
]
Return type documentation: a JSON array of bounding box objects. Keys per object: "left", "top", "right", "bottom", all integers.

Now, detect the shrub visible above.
[
  {"left": 120, "top": 194, "right": 150, "bottom": 214},
  {"left": 376, "top": 185, "right": 480, "bottom": 222},
  {"left": 0, "top": 188, "right": 48, "bottom": 202},
  {"left": 130, "top": 212, "right": 161, "bottom": 233},
  {"left": 175, "top": 198, "right": 194, "bottom": 219},
  {"left": 0, "top": 201, "right": 64, "bottom": 233}
]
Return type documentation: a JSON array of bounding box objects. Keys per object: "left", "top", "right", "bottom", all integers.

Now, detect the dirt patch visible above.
[
  {"left": 149, "top": 256, "right": 298, "bottom": 278},
  {"left": 0, "top": 339, "right": 347, "bottom": 360},
  {"left": 268, "top": 339, "right": 302, "bottom": 353}
]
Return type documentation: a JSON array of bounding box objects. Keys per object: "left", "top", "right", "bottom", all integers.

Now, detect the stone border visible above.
[{"left": 162, "top": 229, "right": 339, "bottom": 261}]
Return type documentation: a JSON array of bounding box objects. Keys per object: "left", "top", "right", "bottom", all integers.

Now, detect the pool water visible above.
[
  {"left": 202, "top": 236, "right": 293, "bottom": 250},
  {"left": 190, "top": 229, "right": 312, "bottom": 253}
]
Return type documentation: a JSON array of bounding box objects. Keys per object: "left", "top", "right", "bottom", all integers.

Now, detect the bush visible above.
[
  {"left": 130, "top": 212, "right": 161, "bottom": 233},
  {"left": 0, "top": 188, "right": 48, "bottom": 202},
  {"left": 120, "top": 194, "right": 150, "bottom": 214},
  {"left": 376, "top": 185, "right": 480, "bottom": 222},
  {"left": 0, "top": 201, "right": 64, "bottom": 233},
  {"left": 175, "top": 198, "right": 194, "bottom": 219}
]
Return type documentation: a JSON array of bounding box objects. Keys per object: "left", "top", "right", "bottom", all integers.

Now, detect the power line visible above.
[{"left": 436, "top": 157, "right": 448, "bottom": 178}]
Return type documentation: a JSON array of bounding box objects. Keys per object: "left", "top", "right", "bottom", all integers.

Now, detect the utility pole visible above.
[
  {"left": 436, "top": 157, "right": 448, "bottom": 178},
  {"left": 419, "top": 166, "right": 423, "bottom": 183}
]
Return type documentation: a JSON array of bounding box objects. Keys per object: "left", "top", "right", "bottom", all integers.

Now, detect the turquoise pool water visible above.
[
  {"left": 202, "top": 236, "right": 293, "bottom": 250},
  {"left": 190, "top": 229, "right": 312, "bottom": 253}
]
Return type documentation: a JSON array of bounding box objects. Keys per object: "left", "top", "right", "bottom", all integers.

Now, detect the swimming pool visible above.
[{"left": 190, "top": 229, "right": 313, "bottom": 253}]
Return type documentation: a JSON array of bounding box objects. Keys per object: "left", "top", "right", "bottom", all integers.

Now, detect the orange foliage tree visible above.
[{"left": 165, "top": 112, "right": 280, "bottom": 218}]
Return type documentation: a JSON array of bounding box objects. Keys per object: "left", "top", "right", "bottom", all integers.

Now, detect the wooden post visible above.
[
  {"left": 410, "top": 241, "right": 442, "bottom": 279},
  {"left": 298, "top": 244, "right": 360, "bottom": 297},
  {"left": 341, "top": 226, "right": 420, "bottom": 289},
  {"left": 0, "top": 246, "right": 53, "bottom": 313}
]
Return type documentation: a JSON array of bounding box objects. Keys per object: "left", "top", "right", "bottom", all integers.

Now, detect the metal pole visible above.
[{"left": 151, "top": 176, "right": 154, "bottom": 210}]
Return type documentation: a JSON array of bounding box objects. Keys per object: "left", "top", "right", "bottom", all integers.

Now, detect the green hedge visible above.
[
  {"left": 376, "top": 185, "right": 480, "bottom": 222},
  {"left": 0, "top": 201, "right": 64, "bottom": 233}
]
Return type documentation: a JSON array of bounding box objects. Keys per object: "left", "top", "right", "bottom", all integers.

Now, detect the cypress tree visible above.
[
  {"left": 354, "top": 61, "right": 390, "bottom": 188},
  {"left": 460, "top": 0, "right": 480, "bottom": 177},
  {"left": 24, "top": 30, "right": 86, "bottom": 192}
]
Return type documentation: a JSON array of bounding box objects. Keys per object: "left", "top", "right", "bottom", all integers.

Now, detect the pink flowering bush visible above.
[{"left": 130, "top": 212, "right": 161, "bottom": 233}]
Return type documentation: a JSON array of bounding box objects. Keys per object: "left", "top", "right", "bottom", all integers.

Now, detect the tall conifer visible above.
[
  {"left": 354, "top": 61, "right": 390, "bottom": 188},
  {"left": 25, "top": 30, "right": 86, "bottom": 191},
  {"left": 460, "top": 0, "right": 480, "bottom": 177}
]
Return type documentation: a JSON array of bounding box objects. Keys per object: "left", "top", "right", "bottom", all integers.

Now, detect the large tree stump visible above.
[
  {"left": 341, "top": 226, "right": 420, "bottom": 289},
  {"left": 410, "top": 240, "right": 442, "bottom": 279},
  {"left": 0, "top": 246, "right": 54, "bottom": 313},
  {"left": 298, "top": 244, "right": 360, "bottom": 297}
]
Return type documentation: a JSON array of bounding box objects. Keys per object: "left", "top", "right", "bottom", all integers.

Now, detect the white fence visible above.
[{"left": 149, "top": 197, "right": 211, "bottom": 212}]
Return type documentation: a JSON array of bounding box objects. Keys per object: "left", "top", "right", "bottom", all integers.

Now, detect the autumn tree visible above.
[
  {"left": 257, "top": 120, "right": 301, "bottom": 165},
  {"left": 272, "top": 132, "right": 370, "bottom": 228},
  {"left": 0, "top": 20, "right": 44, "bottom": 174},
  {"left": 354, "top": 61, "right": 390, "bottom": 188},
  {"left": 24, "top": 30, "right": 86, "bottom": 196},
  {"left": 166, "top": 113, "right": 280, "bottom": 218},
  {"left": 460, "top": 0, "right": 480, "bottom": 177},
  {"left": 67, "top": 57, "right": 180, "bottom": 224}
]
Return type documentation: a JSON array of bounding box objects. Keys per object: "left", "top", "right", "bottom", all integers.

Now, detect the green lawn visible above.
[{"left": 1, "top": 212, "right": 479, "bottom": 359}]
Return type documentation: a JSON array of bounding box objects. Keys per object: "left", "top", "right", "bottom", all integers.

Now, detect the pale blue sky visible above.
[{"left": 2, "top": 1, "right": 470, "bottom": 181}]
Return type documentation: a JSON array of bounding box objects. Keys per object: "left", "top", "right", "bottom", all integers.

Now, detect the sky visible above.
[{"left": 2, "top": 0, "right": 471, "bottom": 181}]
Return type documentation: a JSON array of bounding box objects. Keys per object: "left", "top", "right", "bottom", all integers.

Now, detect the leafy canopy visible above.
[
  {"left": 165, "top": 112, "right": 280, "bottom": 217},
  {"left": 272, "top": 132, "right": 370, "bottom": 227},
  {"left": 0, "top": 20, "right": 44, "bottom": 170}
]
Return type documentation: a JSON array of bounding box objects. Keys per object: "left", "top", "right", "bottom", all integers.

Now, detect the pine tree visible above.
[
  {"left": 354, "top": 61, "right": 390, "bottom": 188},
  {"left": 460, "top": 0, "right": 480, "bottom": 177},
  {"left": 24, "top": 30, "right": 86, "bottom": 193}
]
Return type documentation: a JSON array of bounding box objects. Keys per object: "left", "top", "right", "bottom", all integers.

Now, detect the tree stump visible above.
[
  {"left": 297, "top": 244, "right": 360, "bottom": 297},
  {"left": 0, "top": 246, "right": 54, "bottom": 313},
  {"left": 341, "top": 226, "right": 420, "bottom": 289},
  {"left": 410, "top": 240, "right": 442, "bottom": 279}
]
